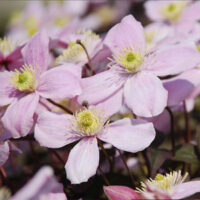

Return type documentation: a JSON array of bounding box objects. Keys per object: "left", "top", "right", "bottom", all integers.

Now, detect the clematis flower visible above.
[
  {"left": 104, "top": 171, "right": 200, "bottom": 200},
  {"left": 144, "top": 0, "right": 200, "bottom": 25},
  {"left": 8, "top": 1, "right": 46, "bottom": 42},
  {"left": 56, "top": 30, "right": 102, "bottom": 68},
  {"left": 11, "top": 166, "right": 67, "bottom": 200},
  {"left": 0, "top": 30, "right": 81, "bottom": 138},
  {"left": 138, "top": 171, "right": 200, "bottom": 199},
  {"left": 78, "top": 15, "right": 200, "bottom": 117},
  {"left": 35, "top": 106, "right": 155, "bottom": 184}
]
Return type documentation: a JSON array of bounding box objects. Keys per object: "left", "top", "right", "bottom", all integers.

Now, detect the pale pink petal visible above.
[
  {"left": 56, "top": 63, "right": 82, "bottom": 79},
  {"left": 78, "top": 69, "right": 126, "bottom": 105},
  {"left": 146, "top": 42, "right": 200, "bottom": 76},
  {"left": 2, "top": 93, "right": 39, "bottom": 138},
  {"left": 164, "top": 78, "right": 194, "bottom": 107},
  {"left": 0, "top": 71, "right": 19, "bottom": 106},
  {"left": 94, "top": 88, "right": 123, "bottom": 117},
  {"left": 185, "top": 98, "right": 194, "bottom": 112},
  {"left": 172, "top": 181, "right": 200, "bottom": 199},
  {"left": 11, "top": 166, "right": 67, "bottom": 200},
  {"left": 104, "top": 186, "right": 139, "bottom": 200},
  {"left": 164, "top": 69, "right": 200, "bottom": 106},
  {"left": 104, "top": 15, "right": 146, "bottom": 55},
  {"left": 37, "top": 66, "right": 81, "bottom": 99},
  {"left": 145, "top": 109, "right": 171, "bottom": 134},
  {"left": 0, "top": 141, "right": 9, "bottom": 166},
  {"left": 22, "top": 30, "right": 49, "bottom": 73},
  {"left": 181, "top": 1, "right": 200, "bottom": 22},
  {"left": 124, "top": 71, "right": 168, "bottom": 117},
  {"left": 65, "top": 137, "right": 99, "bottom": 184},
  {"left": 98, "top": 118, "right": 155, "bottom": 153},
  {"left": 35, "top": 111, "right": 80, "bottom": 148},
  {"left": 144, "top": 1, "right": 167, "bottom": 21},
  {"left": 64, "top": 0, "right": 89, "bottom": 17}
]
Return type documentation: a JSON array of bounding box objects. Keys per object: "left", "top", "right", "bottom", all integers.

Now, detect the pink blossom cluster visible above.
[{"left": 1, "top": 1, "right": 200, "bottom": 199}]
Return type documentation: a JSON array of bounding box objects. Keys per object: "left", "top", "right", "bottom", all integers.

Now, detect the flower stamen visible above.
[
  {"left": 68, "top": 107, "right": 107, "bottom": 137},
  {"left": 138, "top": 170, "right": 188, "bottom": 195},
  {"left": 9, "top": 64, "right": 37, "bottom": 92},
  {"left": 113, "top": 46, "right": 144, "bottom": 73},
  {"left": 161, "top": 2, "right": 187, "bottom": 22}
]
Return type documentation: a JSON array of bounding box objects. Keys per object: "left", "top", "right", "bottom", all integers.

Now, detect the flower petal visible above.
[
  {"left": 145, "top": 109, "right": 171, "bottom": 134},
  {"left": 65, "top": 137, "right": 99, "bottom": 184},
  {"left": 22, "top": 30, "right": 49, "bottom": 73},
  {"left": 144, "top": 1, "right": 168, "bottom": 22},
  {"left": 37, "top": 65, "right": 81, "bottom": 99},
  {"left": 146, "top": 42, "right": 200, "bottom": 76},
  {"left": 104, "top": 186, "right": 139, "bottom": 200},
  {"left": 94, "top": 88, "right": 123, "bottom": 117},
  {"left": 11, "top": 166, "right": 67, "bottom": 200},
  {"left": 164, "top": 69, "right": 200, "bottom": 106},
  {"left": 35, "top": 110, "right": 80, "bottom": 148},
  {"left": 78, "top": 69, "right": 126, "bottom": 105},
  {"left": 98, "top": 118, "right": 155, "bottom": 153},
  {"left": 0, "top": 71, "right": 19, "bottom": 106},
  {"left": 0, "top": 141, "right": 9, "bottom": 166},
  {"left": 104, "top": 15, "right": 145, "bottom": 54},
  {"left": 124, "top": 71, "right": 168, "bottom": 117},
  {"left": 172, "top": 181, "right": 200, "bottom": 199},
  {"left": 2, "top": 93, "right": 39, "bottom": 138}
]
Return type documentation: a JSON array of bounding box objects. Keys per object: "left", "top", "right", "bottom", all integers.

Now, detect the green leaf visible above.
[{"left": 173, "top": 144, "right": 200, "bottom": 164}]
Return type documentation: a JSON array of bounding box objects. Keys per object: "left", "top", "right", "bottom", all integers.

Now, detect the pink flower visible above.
[
  {"left": 11, "top": 166, "right": 67, "bottom": 200},
  {"left": 0, "top": 30, "right": 81, "bottom": 138},
  {"left": 78, "top": 15, "right": 200, "bottom": 117},
  {"left": 144, "top": 0, "right": 200, "bottom": 26},
  {"left": 56, "top": 30, "right": 102, "bottom": 68},
  {"left": 35, "top": 106, "right": 155, "bottom": 184},
  {"left": 139, "top": 171, "right": 200, "bottom": 200},
  {"left": 104, "top": 171, "right": 200, "bottom": 200}
]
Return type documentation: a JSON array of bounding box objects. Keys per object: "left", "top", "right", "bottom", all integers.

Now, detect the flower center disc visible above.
[
  {"left": 10, "top": 64, "right": 37, "bottom": 92},
  {"left": 77, "top": 110, "right": 98, "bottom": 135},
  {"left": 161, "top": 2, "right": 186, "bottom": 22},
  {"left": 114, "top": 48, "right": 144, "bottom": 73}
]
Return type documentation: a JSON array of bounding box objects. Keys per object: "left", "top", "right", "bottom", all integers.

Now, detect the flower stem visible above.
[
  {"left": 49, "top": 149, "right": 65, "bottom": 166},
  {"left": 166, "top": 107, "right": 175, "bottom": 156},
  {"left": 116, "top": 149, "right": 135, "bottom": 188},
  {"left": 98, "top": 167, "right": 110, "bottom": 185},
  {"left": 47, "top": 99, "right": 73, "bottom": 114},
  {"left": 76, "top": 40, "right": 95, "bottom": 76},
  {"left": 141, "top": 149, "right": 151, "bottom": 177},
  {"left": 97, "top": 139, "right": 113, "bottom": 173}
]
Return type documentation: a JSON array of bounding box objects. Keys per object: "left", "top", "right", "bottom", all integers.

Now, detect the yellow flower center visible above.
[
  {"left": 139, "top": 171, "right": 188, "bottom": 194},
  {"left": 56, "top": 30, "right": 99, "bottom": 64},
  {"left": 0, "top": 38, "right": 16, "bottom": 55},
  {"left": 10, "top": 64, "right": 37, "bottom": 92},
  {"left": 69, "top": 107, "right": 107, "bottom": 136},
  {"left": 77, "top": 110, "right": 99, "bottom": 134},
  {"left": 161, "top": 2, "right": 187, "bottom": 23},
  {"left": 113, "top": 47, "right": 144, "bottom": 73},
  {"left": 24, "top": 16, "right": 39, "bottom": 36}
]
